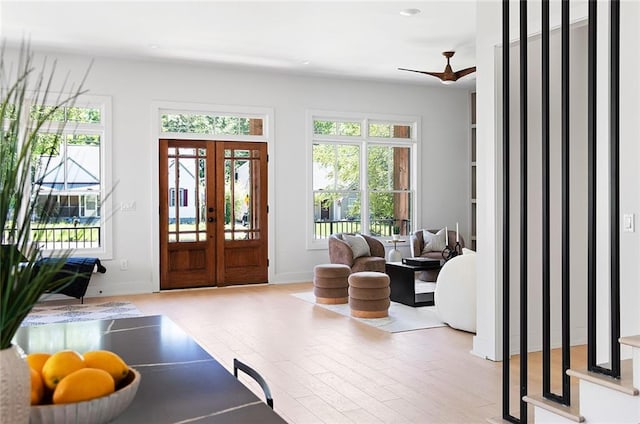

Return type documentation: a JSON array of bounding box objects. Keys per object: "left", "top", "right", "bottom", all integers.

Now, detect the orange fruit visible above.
[
  {"left": 26, "top": 352, "right": 51, "bottom": 374},
  {"left": 41, "top": 350, "right": 85, "bottom": 390},
  {"left": 52, "top": 368, "right": 115, "bottom": 404},
  {"left": 83, "top": 350, "right": 129, "bottom": 384},
  {"left": 30, "top": 367, "right": 45, "bottom": 405}
]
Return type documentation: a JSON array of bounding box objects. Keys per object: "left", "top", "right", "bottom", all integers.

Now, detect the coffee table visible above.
[{"left": 385, "top": 259, "right": 443, "bottom": 307}]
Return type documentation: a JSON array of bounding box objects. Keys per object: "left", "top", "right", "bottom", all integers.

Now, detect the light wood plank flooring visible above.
[{"left": 72, "top": 283, "right": 504, "bottom": 423}]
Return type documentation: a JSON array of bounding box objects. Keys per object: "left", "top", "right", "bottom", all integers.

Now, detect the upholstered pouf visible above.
[
  {"left": 348, "top": 272, "right": 390, "bottom": 318},
  {"left": 313, "top": 264, "right": 351, "bottom": 304}
]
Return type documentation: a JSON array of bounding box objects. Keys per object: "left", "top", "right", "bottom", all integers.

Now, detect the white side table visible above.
[{"left": 386, "top": 239, "right": 406, "bottom": 262}]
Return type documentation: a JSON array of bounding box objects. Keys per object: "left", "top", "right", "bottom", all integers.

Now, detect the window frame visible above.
[{"left": 307, "top": 110, "right": 419, "bottom": 249}]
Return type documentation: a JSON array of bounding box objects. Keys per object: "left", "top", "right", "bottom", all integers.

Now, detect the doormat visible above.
[
  {"left": 291, "top": 291, "right": 445, "bottom": 333},
  {"left": 20, "top": 301, "right": 143, "bottom": 327}
]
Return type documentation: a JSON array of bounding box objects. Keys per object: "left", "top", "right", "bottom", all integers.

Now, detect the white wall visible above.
[
  {"left": 474, "top": 0, "right": 503, "bottom": 360},
  {"left": 475, "top": 0, "right": 640, "bottom": 362},
  {"left": 617, "top": 0, "right": 640, "bottom": 362},
  {"left": 8, "top": 48, "right": 471, "bottom": 295}
]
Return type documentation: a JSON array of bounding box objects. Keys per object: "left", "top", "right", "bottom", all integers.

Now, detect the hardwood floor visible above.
[{"left": 87, "top": 282, "right": 503, "bottom": 423}]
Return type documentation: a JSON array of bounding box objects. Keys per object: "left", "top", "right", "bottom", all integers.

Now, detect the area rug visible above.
[
  {"left": 20, "top": 301, "right": 143, "bottom": 327},
  {"left": 292, "top": 291, "right": 445, "bottom": 333}
]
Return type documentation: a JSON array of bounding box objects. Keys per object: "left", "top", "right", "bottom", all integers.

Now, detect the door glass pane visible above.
[
  {"left": 234, "top": 159, "right": 249, "bottom": 231},
  {"left": 179, "top": 157, "right": 197, "bottom": 242},
  {"left": 224, "top": 147, "right": 261, "bottom": 240},
  {"left": 197, "top": 158, "right": 207, "bottom": 233},
  {"left": 167, "top": 147, "right": 206, "bottom": 243},
  {"left": 168, "top": 158, "right": 177, "bottom": 241},
  {"left": 178, "top": 147, "right": 196, "bottom": 156},
  {"left": 180, "top": 232, "right": 197, "bottom": 242}
]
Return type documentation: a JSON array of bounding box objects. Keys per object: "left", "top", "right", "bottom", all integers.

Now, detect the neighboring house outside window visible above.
[{"left": 309, "top": 111, "right": 418, "bottom": 243}]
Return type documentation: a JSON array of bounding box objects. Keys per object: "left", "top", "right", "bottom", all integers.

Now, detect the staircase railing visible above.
[
  {"left": 501, "top": 0, "right": 621, "bottom": 422},
  {"left": 587, "top": 0, "right": 622, "bottom": 380}
]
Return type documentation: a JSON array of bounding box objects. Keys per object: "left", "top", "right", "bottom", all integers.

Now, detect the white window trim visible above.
[
  {"left": 306, "top": 109, "right": 420, "bottom": 250},
  {"left": 14, "top": 94, "right": 113, "bottom": 259}
]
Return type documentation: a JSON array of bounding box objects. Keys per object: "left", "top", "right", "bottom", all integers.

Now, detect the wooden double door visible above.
[{"left": 159, "top": 139, "right": 268, "bottom": 289}]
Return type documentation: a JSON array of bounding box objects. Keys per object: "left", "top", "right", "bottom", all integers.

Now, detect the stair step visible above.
[
  {"left": 619, "top": 336, "right": 640, "bottom": 391},
  {"left": 566, "top": 359, "right": 638, "bottom": 396},
  {"left": 523, "top": 394, "right": 584, "bottom": 422},
  {"left": 619, "top": 335, "right": 640, "bottom": 348}
]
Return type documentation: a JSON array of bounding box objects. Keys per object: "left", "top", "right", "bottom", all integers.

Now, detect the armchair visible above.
[
  {"left": 328, "top": 233, "right": 386, "bottom": 273},
  {"left": 410, "top": 229, "right": 465, "bottom": 281}
]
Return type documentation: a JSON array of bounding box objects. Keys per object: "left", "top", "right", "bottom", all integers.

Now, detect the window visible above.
[
  {"left": 180, "top": 189, "right": 188, "bottom": 207},
  {"left": 7, "top": 96, "right": 112, "bottom": 255},
  {"left": 310, "top": 112, "right": 417, "bottom": 242},
  {"left": 161, "top": 113, "right": 264, "bottom": 136},
  {"left": 169, "top": 188, "right": 189, "bottom": 207}
]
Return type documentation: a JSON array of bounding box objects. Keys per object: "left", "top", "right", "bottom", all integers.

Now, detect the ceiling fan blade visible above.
[
  {"left": 398, "top": 68, "right": 446, "bottom": 80},
  {"left": 454, "top": 66, "right": 477, "bottom": 79}
]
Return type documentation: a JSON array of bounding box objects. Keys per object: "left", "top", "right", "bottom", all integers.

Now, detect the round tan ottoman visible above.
[
  {"left": 313, "top": 264, "right": 351, "bottom": 304},
  {"left": 348, "top": 272, "right": 390, "bottom": 318}
]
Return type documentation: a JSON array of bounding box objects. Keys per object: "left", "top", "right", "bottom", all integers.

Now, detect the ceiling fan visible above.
[{"left": 398, "top": 51, "right": 476, "bottom": 84}]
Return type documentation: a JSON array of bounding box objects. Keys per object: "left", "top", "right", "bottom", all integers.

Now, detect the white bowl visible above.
[{"left": 30, "top": 368, "right": 141, "bottom": 424}]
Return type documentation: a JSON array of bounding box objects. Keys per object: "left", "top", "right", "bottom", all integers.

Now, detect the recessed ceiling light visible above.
[
  {"left": 148, "top": 44, "right": 159, "bottom": 50},
  {"left": 400, "top": 8, "right": 421, "bottom": 17},
  {"left": 301, "top": 60, "right": 311, "bottom": 65}
]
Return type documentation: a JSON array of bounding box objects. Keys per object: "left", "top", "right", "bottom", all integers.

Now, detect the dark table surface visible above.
[
  {"left": 14, "top": 315, "right": 287, "bottom": 424},
  {"left": 386, "top": 258, "right": 443, "bottom": 271}
]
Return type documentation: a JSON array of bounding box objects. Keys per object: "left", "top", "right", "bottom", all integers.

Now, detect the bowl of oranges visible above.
[{"left": 27, "top": 349, "right": 140, "bottom": 424}]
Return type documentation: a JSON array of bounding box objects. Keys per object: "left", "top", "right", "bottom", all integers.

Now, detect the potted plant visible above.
[{"left": 0, "top": 44, "right": 87, "bottom": 423}]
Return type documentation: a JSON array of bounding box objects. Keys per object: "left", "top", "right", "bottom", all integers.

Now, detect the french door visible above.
[{"left": 159, "top": 139, "right": 268, "bottom": 289}]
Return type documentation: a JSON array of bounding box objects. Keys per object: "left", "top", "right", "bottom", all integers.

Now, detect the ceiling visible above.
[{"left": 0, "top": 1, "right": 477, "bottom": 87}]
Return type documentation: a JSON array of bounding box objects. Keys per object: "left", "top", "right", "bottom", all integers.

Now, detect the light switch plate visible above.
[{"left": 623, "top": 213, "right": 634, "bottom": 232}]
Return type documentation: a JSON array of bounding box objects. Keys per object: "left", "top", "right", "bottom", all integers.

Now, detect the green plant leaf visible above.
[{"left": 0, "top": 42, "right": 90, "bottom": 349}]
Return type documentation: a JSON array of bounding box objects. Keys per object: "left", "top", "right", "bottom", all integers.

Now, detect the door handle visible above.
[
  {"left": 208, "top": 207, "right": 214, "bottom": 213},
  {"left": 208, "top": 217, "right": 215, "bottom": 223}
]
